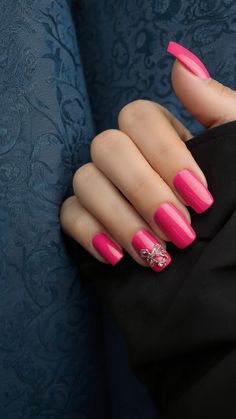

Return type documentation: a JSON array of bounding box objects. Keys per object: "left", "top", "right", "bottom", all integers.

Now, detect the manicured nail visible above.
[
  {"left": 173, "top": 169, "right": 214, "bottom": 213},
  {"left": 154, "top": 203, "right": 196, "bottom": 249},
  {"left": 131, "top": 229, "right": 171, "bottom": 272},
  {"left": 92, "top": 233, "right": 124, "bottom": 266},
  {"left": 167, "top": 41, "right": 210, "bottom": 80}
]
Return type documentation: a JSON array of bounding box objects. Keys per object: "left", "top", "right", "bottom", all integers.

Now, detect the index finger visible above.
[{"left": 118, "top": 100, "right": 214, "bottom": 214}]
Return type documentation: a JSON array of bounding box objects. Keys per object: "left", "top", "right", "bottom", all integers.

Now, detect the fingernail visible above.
[
  {"left": 154, "top": 203, "right": 196, "bottom": 249},
  {"left": 173, "top": 169, "right": 214, "bottom": 213},
  {"left": 92, "top": 233, "right": 124, "bottom": 265},
  {"left": 167, "top": 41, "right": 210, "bottom": 80},
  {"left": 131, "top": 229, "right": 171, "bottom": 272}
]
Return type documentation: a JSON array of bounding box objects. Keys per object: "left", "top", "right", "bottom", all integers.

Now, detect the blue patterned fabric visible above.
[
  {"left": 74, "top": 0, "right": 236, "bottom": 134},
  {"left": 0, "top": 2, "right": 106, "bottom": 418},
  {"left": 1, "top": 0, "right": 236, "bottom": 418}
]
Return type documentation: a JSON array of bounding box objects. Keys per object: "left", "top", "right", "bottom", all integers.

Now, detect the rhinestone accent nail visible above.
[{"left": 139, "top": 243, "right": 168, "bottom": 268}]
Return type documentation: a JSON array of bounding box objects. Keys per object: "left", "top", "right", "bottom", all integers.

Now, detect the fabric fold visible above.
[{"left": 71, "top": 120, "right": 236, "bottom": 418}]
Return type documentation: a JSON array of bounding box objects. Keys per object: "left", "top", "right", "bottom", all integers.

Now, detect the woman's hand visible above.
[{"left": 60, "top": 42, "right": 236, "bottom": 272}]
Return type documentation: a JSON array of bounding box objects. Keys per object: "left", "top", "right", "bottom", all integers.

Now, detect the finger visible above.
[
  {"left": 168, "top": 41, "right": 236, "bottom": 129},
  {"left": 90, "top": 130, "right": 196, "bottom": 249},
  {"left": 60, "top": 196, "right": 124, "bottom": 266},
  {"left": 118, "top": 100, "right": 214, "bottom": 213},
  {"left": 72, "top": 163, "right": 171, "bottom": 272}
]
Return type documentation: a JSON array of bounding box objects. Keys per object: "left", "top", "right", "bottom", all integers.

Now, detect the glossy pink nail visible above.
[
  {"left": 154, "top": 203, "right": 196, "bottom": 249},
  {"left": 132, "top": 229, "right": 171, "bottom": 272},
  {"left": 173, "top": 169, "right": 214, "bottom": 213},
  {"left": 167, "top": 41, "right": 210, "bottom": 80},
  {"left": 92, "top": 233, "right": 124, "bottom": 266}
]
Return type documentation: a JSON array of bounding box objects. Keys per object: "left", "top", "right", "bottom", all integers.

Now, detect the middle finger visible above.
[{"left": 91, "top": 129, "right": 196, "bottom": 249}]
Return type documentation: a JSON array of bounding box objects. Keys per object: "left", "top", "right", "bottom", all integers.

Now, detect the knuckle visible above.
[
  {"left": 60, "top": 195, "right": 76, "bottom": 212},
  {"left": 60, "top": 195, "right": 72, "bottom": 214},
  {"left": 156, "top": 102, "right": 168, "bottom": 115},
  {"left": 118, "top": 99, "right": 155, "bottom": 127},
  {"left": 72, "top": 162, "right": 95, "bottom": 191},
  {"left": 206, "top": 80, "right": 235, "bottom": 127},
  {"left": 90, "top": 129, "right": 125, "bottom": 161},
  {"left": 210, "top": 79, "right": 236, "bottom": 104},
  {"left": 59, "top": 195, "right": 78, "bottom": 230},
  {"left": 213, "top": 80, "right": 231, "bottom": 98}
]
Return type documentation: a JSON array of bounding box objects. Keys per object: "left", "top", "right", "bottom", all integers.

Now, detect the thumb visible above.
[{"left": 167, "top": 41, "right": 236, "bottom": 129}]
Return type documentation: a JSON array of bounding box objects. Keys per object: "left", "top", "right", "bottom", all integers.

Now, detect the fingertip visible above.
[{"left": 167, "top": 41, "right": 211, "bottom": 80}]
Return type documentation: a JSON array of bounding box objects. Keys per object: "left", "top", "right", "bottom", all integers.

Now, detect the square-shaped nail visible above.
[
  {"left": 92, "top": 233, "right": 124, "bottom": 265},
  {"left": 154, "top": 203, "right": 196, "bottom": 249},
  {"left": 173, "top": 169, "right": 214, "bottom": 213},
  {"left": 131, "top": 229, "right": 171, "bottom": 272}
]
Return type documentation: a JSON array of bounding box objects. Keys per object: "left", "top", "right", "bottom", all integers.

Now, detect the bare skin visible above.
[{"left": 60, "top": 58, "right": 236, "bottom": 268}]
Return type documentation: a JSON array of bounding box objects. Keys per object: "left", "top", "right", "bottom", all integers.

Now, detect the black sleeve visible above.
[{"left": 63, "top": 120, "right": 236, "bottom": 419}]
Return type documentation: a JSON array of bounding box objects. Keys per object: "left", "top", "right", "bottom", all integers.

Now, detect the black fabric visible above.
[{"left": 63, "top": 120, "right": 236, "bottom": 418}]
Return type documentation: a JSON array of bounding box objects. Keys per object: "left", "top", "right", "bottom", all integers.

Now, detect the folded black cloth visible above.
[{"left": 65, "top": 120, "right": 236, "bottom": 418}]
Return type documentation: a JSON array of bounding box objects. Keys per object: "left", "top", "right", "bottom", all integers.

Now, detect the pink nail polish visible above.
[
  {"left": 154, "top": 203, "right": 196, "bottom": 249},
  {"left": 173, "top": 169, "right": 214, "bottom": 213},
  {"left": 92, "top": 233, "right": 124, "bottom": 266},
  {"left": 131, "top": 229, "right": 171, "bottom": 272},
  {"left": 167, "top": 41, "right": 210, "bottom": 80}
]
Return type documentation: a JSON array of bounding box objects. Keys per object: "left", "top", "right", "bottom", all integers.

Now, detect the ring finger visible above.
[{"left": 72, "top": 163, "right": 171, "bottom": 272}]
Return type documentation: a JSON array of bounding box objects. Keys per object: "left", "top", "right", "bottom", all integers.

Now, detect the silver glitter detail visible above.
[{"left": 139, "top": 243, "right": 168, "bottom": 268}]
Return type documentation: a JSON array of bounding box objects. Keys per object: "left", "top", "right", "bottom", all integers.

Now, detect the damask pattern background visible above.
[
  {"left": 74, "top": 0, "right": 236, "bottom": 133},
  {"left": 0, "top": 1, "right": 106, "bottom": 418},
  {"left": 0, "top": 0, "right": 236, "bottom": 418}
]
